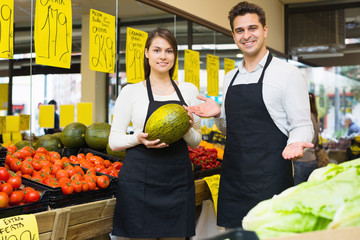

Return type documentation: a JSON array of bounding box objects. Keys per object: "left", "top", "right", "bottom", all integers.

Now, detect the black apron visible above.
[
  {"left": 112, "top": 78, "right": 195, "bottom": 238},
  {"left": 217, "top": 54, "right": 293, "bottom": 228}
]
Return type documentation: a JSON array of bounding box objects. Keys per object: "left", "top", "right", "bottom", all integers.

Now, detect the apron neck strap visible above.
[
  {"left": 146, "top": 77, "right": 186, "bottom": 105},
  {"left": 258, "top": 53, "right": 273, "bottom": 84}
]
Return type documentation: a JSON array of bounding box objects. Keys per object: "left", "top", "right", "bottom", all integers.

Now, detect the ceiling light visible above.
[{"left": 236, "top": 53, "right": 243, "bottom": 58}]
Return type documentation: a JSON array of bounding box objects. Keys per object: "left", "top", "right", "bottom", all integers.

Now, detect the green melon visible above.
[
  {"left": 60, "top": 122, "right": 87, "bottom": 148},
  {"left": 15, "top": 140, "right": 32, "bottom": 150},
  {"left": 106, "top": 144, "right": 126, "bottom": 159},
  {"left": 85, "top": 122, "right": 111, "bottom": 151},
  {"left": 145, "top": 104, "right": 190, "bottom": 144},
  {"left": 34, "top": 135, "right": 63, "bottom": 151}
]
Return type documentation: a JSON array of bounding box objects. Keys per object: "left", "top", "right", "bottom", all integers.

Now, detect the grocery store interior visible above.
[{"left": 0, "top": 0, "right": 360, "bottom": 239}]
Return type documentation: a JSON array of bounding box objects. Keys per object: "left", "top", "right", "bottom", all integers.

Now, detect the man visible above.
[
  {"left": 189, "top": 1, "right": 314, "bottom": 228},
  {"left": 344, "top": 114, "right": 360, "bottom": 137}
]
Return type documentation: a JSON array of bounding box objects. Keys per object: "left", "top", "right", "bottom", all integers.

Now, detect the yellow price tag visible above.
[
  {"left": 2, "top": 132, "right": 11, "bottom": 143},
  {"left": 0, "top": 214, "right": 39, "bottom": 238},
  {"left": 0, "top": 0, "right": 14, "bottom": 59},
  {"left": 184, "top": 49, "right": 200, "bottom": 90},
  {"left": 39, "top": 105, "right": 55, "bottom": 128},
  {"left": 12, "top": 132, "right": 22, "bottom": 144},
  {"left": 203, "top": 174, "right": 220, "bottom": 215},
  {"left": 126, "top": 27, "right": 148, "bottom": 83},
  {"left": 89, "top": 9, "right": 116, "bottom": 73},
  {"left": 6, "top": 115, "right": 19, "bottom": 132},
  {"left": 0, "top": 84, "right": 9, "bottom": 110},
  {"left": 77, "top": 102, "right": 92, "bottom": 126},
  {"left": 224, "top": 58, "right": 235, "bottom": 75},
  {"left": 207, "top": 54, "right": 219, "bottom": 97},
  {"left": 0, "top": 116, "right": 5, "bottom": 134},
  {"left": 20, "top": 114, "right": 30, "bottom": 131},
  {"left": 60, "top": 104, "right": 74, "bottom": 127},
  {"left": 35, "top": 0, "right": 72, "bottom": 68}
]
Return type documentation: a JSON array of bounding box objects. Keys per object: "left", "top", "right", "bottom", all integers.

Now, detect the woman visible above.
[
  {"left": 293, "top": 92, "right": 319, "bottom": 185},
  {"left": 109, "top": 28, "right": 202, "bottom": 239}
]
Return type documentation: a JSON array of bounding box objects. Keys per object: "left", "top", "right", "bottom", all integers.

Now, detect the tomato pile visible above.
[
  {"left": 188, "top": 146, "right": 221, "bottom": 170},
  {"left": 0, "top": 167, "right": 41, "bottom": 208},
  {"left": 4, "top": 145, "right": 121, "bottom": 195}
]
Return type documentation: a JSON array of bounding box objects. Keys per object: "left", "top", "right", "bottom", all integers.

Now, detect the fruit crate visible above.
[
  {"left": 208, "top": 131, "right": 226, "bottom": 144},
  {"left": 78, "top": 148, "right": 124, "bottom": 163},
  {"left": 1, "top": 178, "right": 51, "bottom": 218},
  {"left": 0, "top": 146, "right": 7, "bottom": 165},
  {"left": 21, "top": 169, "right": 117, "bottom": 209}
]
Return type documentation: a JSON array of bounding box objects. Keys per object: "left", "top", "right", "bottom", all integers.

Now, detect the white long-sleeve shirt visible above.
[
  {"left": 215, "top": 51, "right": 314, "bottom": 145},
  {"left": 109, "top": 81, "right": 202, "bottom": 150}
]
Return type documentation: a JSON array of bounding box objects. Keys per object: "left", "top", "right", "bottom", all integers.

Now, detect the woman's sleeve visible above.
[
  {"left": 183, "top": 84, "right": 202, "bottom": 149},
  {"left": 108, "top": 86, "right": 140, "bottom": 151}
]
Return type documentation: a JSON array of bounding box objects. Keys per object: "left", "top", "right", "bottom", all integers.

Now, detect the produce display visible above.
[
  {"left": 242, "top": 158, "right": 360, "bottom": 239},
  {"left": 145, "top": 103, "right": 190, "bottom": 144}
]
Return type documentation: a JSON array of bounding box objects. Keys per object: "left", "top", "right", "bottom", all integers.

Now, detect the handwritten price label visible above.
[
  {"left": 0, "top": 215, "right": 39, "bottom": 239},
  {"left": 35, "top": 0, "right": 72, "bottom": 69},
  {"left": 0, "top": 0, "right": 14, "bottom": 59},
  {"left": 224, "top": 58, "right": 235, "bottom": 75},
  {"left": 89, "top": 9, "right": 115, "bottom": 73},
  {"left": 203, "top": 174, "right": 220, "bottom": 215},
  {"left": 207, "top": 54, "right": 219, "bottom": 97},
  {"left": 126, "top": 27, "right": 148, "bottom": 83},
  {"left": 184, "top": 49, "right": 200, "bottom": 90}
]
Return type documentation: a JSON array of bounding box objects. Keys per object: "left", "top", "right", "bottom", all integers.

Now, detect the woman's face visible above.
[{"left": 145, "top": 36, "right": 175, "bottom": 75}]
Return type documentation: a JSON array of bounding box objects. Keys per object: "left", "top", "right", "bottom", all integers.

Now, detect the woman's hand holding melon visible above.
[
  {"left": 137, "top": 132, "right": 169, "bottom": 148},
  {"left": 183, "top": 105, "right": 194, "bottom": 133}
]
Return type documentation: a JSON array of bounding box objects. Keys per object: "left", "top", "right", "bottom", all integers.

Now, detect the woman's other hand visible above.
[{"left": 137, "top": 132, "right": 169, "bottom": 148}]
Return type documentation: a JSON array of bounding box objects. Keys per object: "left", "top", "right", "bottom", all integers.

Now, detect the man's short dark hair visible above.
[{"left": 228, "top": 1, "right": 266, "bottom": 32}]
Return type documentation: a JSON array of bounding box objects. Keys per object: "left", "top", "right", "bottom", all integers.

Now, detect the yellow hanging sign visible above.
[
  {"left": 6, "top": 115, "right": 19, "bottom": 132},
  {"left": 0, "top": 83, "right": 9, "bottom": 110},
  {"left": 0, "top": 116, "right": 6, "bottom": 134},
  {"left": 126, "top": 27, "right": 148, "bottom": 83},
  {"left": 89, "top": 9, "right": 116, "bottom": 73},
  {"left": 60, "top": 104, "right": 74, "bottom": 127},
  {"left": 172, "top": 57, "right": 178, "bottom": 80},
  {"left": 203, "top": 174, "right": 221, "bottom": 215},
  {"left": 77, "top": 102, "right": 92, "bottom": 126},
  {"left": 39, "top": 105, "right": 55, "bottom": 128},
  {"left": 207, "top": 54, "right": 219, "bottom": 97},
  {"left": 35, "top": 0, "right": 72, "bottom": 68},
  {"left": 0, "top": 0, "right": 14, "bottom": 59},
  {"left": 20, "top": 114, "right": 30, "bottom": 131},
  {"left": 184, "top": 49, "right": 200, "bottom": 90},
  {"left": 224, "top": 58, "right": 235, "bottom": 75},
  {"left": 0, "top": 214, "right": 40, "bottom": 239}
]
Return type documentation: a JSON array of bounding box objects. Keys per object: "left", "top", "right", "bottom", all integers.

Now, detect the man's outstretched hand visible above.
[{"left": 188, "top": 95, "right": 221, "bottom": 118}]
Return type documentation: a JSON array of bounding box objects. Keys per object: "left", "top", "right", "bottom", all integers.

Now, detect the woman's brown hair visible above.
[
  {"left": 144, "top": 28, "right": 178, "bottom": 80},
  {"left": 309, "top": 92, "right": 318, "bottom": 121}
]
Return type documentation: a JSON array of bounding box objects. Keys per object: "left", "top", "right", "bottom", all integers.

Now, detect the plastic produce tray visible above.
[
  {"left": 21, "top": 168, "right": 117, "bottom": 209},
  {"left": 78, "top": 148, "right": 124, "bottom": 163},
  {"left": 0, "top": 146, "right": 7, "bottom": 165},
  {"left": 1, "top": 178, "right": 51, "bottom": 218}
]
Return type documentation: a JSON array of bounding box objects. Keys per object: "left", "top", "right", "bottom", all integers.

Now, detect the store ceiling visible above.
[{"left": 9, "top": 0, "right": 360, "bottom": 68}]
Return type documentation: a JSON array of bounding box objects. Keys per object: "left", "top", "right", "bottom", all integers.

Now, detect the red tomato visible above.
[
  {"left": 103, "top": 160, "right": 112, "bottom": 168},
  {"left": 21, "top": 163, "right": 34, "bottom": 175},
  {"left": 69, "top": 155, "right": 78, "bottom": 164},
  {"left": 10, "top": 159, "right": 22, "bottom": 172},
  {"left": 48, "top": 151, "right": 61, "bottom": 160},
  {"left": 13, "top": 151, "right": 26, "bottom": 161},
  {"left": 24, "top": 190, "right": 40, "bottom": 203},
  {"left": 73, "top": 166, "right": 85, "bottom": 175},
  {"left": 7, "top": 175, "right": 22, "bottom": 190},
  {"left": 94, "top": 165, "right": 105, "bottom": 172},
  {"left": 61, "top": 182, "right": 74, "bottom": 195},
  {"left": 0, "top": 192, "right": 10, "bottom": 208},
  {"left": 70, "top": 174, "right": 83, "bottom": 181},
  {"left": 18, "top": 147, "right": 33, "bottom": 158},
  {"left": 58, "top": 177, "right": 71, "bottom": 186},
  {"left": 96, "top": 175, "right": 110, "bottom": 189},
  {"left": 56, "top": 169, "right": 69, "bottom": 180},
  {"left": 0, "top": 167, "right": 10, "bottom": 182},
  {"left": 36, "top": 147, "right": 48, "bottom": 155},
  {"left": 22, "top": 187, "right": 35, "bottom": 194},
  {"left": 85, "top": 179, "right": 97, "bottom": 191},
  {"left": 1, "top": 183, "right": 13, "bottom": 196},
  {"left": 9, "top": 190, "right": 24, "bottom": 205},
  {"left": 81, "top": 181, "right": 89, "bottom": 192},
  {"left": 32, "top": 160, "right": 43, "bottom": 171},
  {"left": 6, "top": 145, "right": 17, "bottom": 155},
  {"left": 71, "top": 180, "right": 82, "bottom": 193},
  {"left": 51, "top": 165, "right": 62, "bottom": 175}
]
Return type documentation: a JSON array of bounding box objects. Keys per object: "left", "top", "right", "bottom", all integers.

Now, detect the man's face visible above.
[
  {"left": 232, "top": 13, "right": 268, "bottom": 58},
  {"left": 344, "top": 119, "right": 351, "bottom": 128}
]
